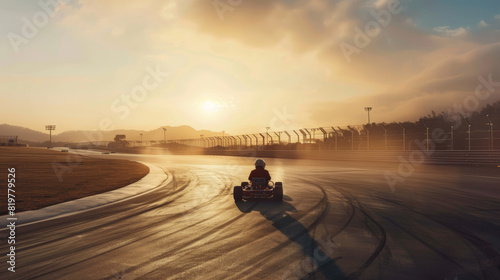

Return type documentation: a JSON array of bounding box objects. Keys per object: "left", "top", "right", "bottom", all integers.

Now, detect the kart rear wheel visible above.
[
  {"left": 234, "top": 186, "right": 243, "bottom": 201},
  {"left": 274, "top": 182, "right": 283, "bottom": 201}
]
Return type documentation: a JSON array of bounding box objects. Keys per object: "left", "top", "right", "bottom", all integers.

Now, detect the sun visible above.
[{"left": 202, "top": 100, "right": 219, "bottom": 112}]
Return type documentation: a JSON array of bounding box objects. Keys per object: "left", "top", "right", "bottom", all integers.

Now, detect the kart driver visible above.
[{"left": 248, "top": 158, "right": 271, "bottom": 182}]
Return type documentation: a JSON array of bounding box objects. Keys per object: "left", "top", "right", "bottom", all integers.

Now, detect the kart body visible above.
[{"left": 233, "top": 178, "right": 283, "bottom": 201}]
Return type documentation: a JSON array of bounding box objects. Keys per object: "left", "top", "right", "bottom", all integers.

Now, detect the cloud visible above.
[
  {"left": 478, "top": 20, "right": 489, "bottom": 28},
  {"left": 181, "top": 0, "right": 493, "bottom": 90},
  {"left": 373, "top": 0, "right": 391, "bottom": 9},
  {"left": 307, "top": 42, "right": 500, "bottom": 125},
  {"left": 433, "top": 26, "right": 468, "bottom": 37}
]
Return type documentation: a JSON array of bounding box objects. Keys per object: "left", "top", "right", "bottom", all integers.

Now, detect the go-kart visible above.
[{"left": 233, "top": 178, "right": 283, "bottom": 201}]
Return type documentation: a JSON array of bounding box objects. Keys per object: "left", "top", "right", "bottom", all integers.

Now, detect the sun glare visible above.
[{"left": 202, "top": 100, "right": 218, "bottom": 112}]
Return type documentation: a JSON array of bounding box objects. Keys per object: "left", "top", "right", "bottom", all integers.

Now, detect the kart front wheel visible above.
[{"left": 234, "top": 186, "right": 243, "bottom": 201}]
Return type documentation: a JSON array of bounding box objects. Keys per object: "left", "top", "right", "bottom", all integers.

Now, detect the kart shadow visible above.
[{"left": 235, "top": 200, "right": 346, "bottom": 279}]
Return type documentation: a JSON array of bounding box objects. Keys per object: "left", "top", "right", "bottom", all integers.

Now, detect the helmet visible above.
[{"left": 255, "top": 158, "right": 266, "bottom": 168}]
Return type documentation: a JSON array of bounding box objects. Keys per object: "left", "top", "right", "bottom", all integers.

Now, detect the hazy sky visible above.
[{"left": 1, "top": 0, "right": 500, "bottom": 134}]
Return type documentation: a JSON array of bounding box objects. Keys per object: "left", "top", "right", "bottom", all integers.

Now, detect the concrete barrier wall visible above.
[{"left": 202, "top": 150, "right": 500, "bottom": 166}]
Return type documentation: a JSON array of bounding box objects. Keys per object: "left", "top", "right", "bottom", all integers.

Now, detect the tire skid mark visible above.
[
  {"left": 101, "top": 204, "right": 259, "bottom": 280},
  {"left": 247, "top": 177, "right": 344, "bottom": 280},
  {"left": 302, "top": 175, "right": 387, "bottom": 280},
  {"left": 18, "top": 174, "right": 194, "bottom": 277},
  {"left": 17, "top": 166, "right": 175, "bottom": 247},
  {"left": 372, "top": 194, "right": 500, "bottom": 279},
  {"left": 298, "top": 175, "right": 358, "bottom": 239},
  {"left": 18, "top": 167, "right": 183, "bottom": 252},
  {"left": 340, "top": 192, "right": 387, "bottom": 280},
  {"left": 177, "top": 181, "right": 330, "bottom": 277},
  {"left": 21, "top": 166, "right": 221, "bottom": 254},
  {"left": 172, "top": 177, "right": 333, "bottom": 280},
  {"left": 31, "top": 209, "right": 250, "bottom": 280},
  {"left": 380, "top": 215, "right": 470, "bottom": 274},
  {"left": 261, "top": 174, "right": 352, "bottom": 279},
  {"left": 17, "top": 167, "right": 238, "bottom": 279}
]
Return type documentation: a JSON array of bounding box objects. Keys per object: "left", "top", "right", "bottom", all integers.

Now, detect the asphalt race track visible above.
[{"left": 1, "top": 153, "right": 500, "bottom": 280}]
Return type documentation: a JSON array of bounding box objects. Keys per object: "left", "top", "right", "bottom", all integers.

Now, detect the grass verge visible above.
[{"left": 0, "top": 147, "right": 149, "bottom": 215}]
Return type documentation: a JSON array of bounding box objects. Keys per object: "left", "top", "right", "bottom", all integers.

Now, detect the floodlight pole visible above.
[
  {"left": 45, "top": 125, "right": 56, "bottom": 148},
  {"left": 163, "top": 128, "right": 167, "bottom": 145},
  {"left": 364, "top": 107, "right": 372, "bottom": 124}
]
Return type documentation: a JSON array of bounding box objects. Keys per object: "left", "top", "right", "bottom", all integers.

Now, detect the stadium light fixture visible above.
[
  {"left": 45, "top": 125, "right": 56, "bottom": 148},
  {"left": 364, "top": 107, "right": 372, "bottom": 124}
]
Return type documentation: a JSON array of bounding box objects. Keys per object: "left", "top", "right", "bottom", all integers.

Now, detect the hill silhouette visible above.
[{"left": 0, "top": 124, "right": 224, "bottom": 144}]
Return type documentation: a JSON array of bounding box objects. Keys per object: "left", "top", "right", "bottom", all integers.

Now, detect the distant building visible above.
[{"left": 0, "top": 136, "right": 18, "bottom": 146}]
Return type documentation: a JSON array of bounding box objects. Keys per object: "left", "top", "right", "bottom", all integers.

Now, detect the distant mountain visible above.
[
  {"left": 0, "top": 124, "right": 48, "bottom": 142},
  {"left": 0, "top": 124, "right": 225, "bottom": 143}
]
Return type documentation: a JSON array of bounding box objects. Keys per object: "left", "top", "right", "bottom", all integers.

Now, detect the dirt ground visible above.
[{"left": 0, "top": 147, "right": 149, "bottom": 214}]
